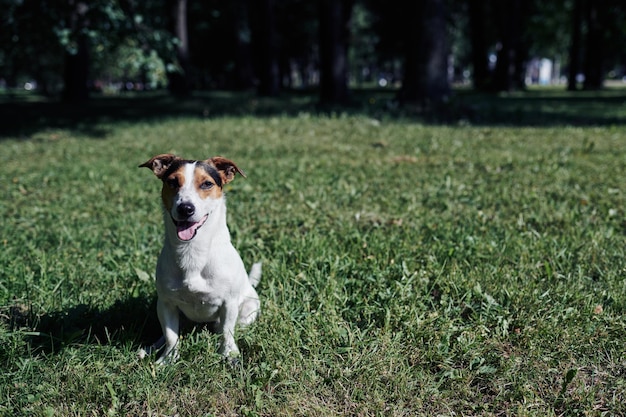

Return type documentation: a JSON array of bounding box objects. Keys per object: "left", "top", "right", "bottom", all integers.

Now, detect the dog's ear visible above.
[
  {"left": 208, "top": 156, "right": 247, "bottom": 184},
  {"left": 139, "top": 154, "right": 179, "bottom": 178}
]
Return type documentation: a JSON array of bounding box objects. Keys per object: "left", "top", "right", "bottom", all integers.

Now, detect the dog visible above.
[{"left": 137, "top": 154, "right": 261, "bottom": 364}]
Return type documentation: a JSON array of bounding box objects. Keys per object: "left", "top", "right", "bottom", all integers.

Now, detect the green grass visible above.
[{"left": 1, "top": 90, "right": 625, "bottom": 416}]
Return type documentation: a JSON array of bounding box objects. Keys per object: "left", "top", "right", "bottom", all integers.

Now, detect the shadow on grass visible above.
[
  {"left": 1, "top": 87, "right": 625, "bottom": 140},
  {"left": 461, "top": 88, "right": 626, "bottom": 126},
  {"left": 4, "top": 297, "right": 224, "bottom": 358},
  {"left": 0, "top": 90, "right": 319, "bottom": 140},
  {"left": 3, "top": 297, "right": 162, "bottom": 356}
]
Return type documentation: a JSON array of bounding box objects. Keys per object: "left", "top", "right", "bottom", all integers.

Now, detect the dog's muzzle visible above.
[{"left": 172, "top": 213, "right": 209, "bottom": 241}]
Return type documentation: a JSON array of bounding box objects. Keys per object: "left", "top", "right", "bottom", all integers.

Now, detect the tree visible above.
[
  {"left": 2, "top": 0, "right": 175, "bottom": 98},
  {"left": 62, "top": 1, "right": 90, "bottom": 102},
  {"left": 274, "top": 0, "right": 319, "bottom": 89},
  {"left": 492, "top": 0, "right": 528, "bottom": 91},
  {"left": 567, "top": 0, "right": 583, "bottom": 90},
  {"left": 398, "top": 0, "right": 450, "bottom": 103},
  {"left": 167, "top": 0, "right": 191, "bottom": 96},
  {"left": 5, "top": 0, "right": 626, "bottom": 101},
  {"left": 252, "top": 0, "right": 280, "bottom": 96},
  {"left": 582, "top": 0, "right": 603, "bottom": 90},
  {"left": 232, "top": 0, "right": 255, "bottom": 90},
  {"left": 318, "top": 0, "right": 354, "bottom": 105},
  {"left": 1, "top": 0, "right": 65, "bottom": 93},
  {"left": 580, "top": 0, "right": 626, "bottom": 90},
  {"left": 467, "top": 0, "right": 490, "bottom": 90}
]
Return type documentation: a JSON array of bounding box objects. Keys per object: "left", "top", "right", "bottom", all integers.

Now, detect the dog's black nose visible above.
[{"left": 177, "top": 203, "right": 195, "bottom": 218}]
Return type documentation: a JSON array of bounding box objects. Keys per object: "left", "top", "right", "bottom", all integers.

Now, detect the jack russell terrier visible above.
[{"left": 138, "top": 154, "right": 261, "bottom": 364}]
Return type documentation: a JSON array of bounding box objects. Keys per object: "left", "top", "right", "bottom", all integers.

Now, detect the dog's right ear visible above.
[{"left": 139, "top": 154, "right": 179, "bottom": 178}]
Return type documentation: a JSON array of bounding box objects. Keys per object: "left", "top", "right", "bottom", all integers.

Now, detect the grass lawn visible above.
[{"left": 1, "top": 89, "right": 625, "bottom": 416}]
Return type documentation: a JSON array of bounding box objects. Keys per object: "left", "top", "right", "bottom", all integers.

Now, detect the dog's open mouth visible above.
[{"left": 173, "top": 214, "right": 209, "bottom": 241}]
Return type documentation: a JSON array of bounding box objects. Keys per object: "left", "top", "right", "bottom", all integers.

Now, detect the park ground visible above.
[{"left": 0, "top": 87, "right": 625, "bottom": 416}]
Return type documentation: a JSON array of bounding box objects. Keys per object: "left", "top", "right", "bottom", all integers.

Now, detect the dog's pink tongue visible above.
[
  {"left": 177, "top": 222, "right": 198, "bottom": 241},
  {"left": 176, "top": 215, "right": 208, "bottom": 241}
]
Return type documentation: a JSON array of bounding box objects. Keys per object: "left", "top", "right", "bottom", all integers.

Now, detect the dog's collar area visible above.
[{"left": 172, "top": 214, "right": 209, "bottom": 241}]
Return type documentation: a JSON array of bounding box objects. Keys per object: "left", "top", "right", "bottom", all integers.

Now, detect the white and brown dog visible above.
[{"left": 138, "top": 154, "right": 261, "bottom": 364}]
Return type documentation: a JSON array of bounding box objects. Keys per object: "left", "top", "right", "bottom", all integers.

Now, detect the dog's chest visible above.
[{"left": 161, "top": 273, "right": 226, "bottom": 322}]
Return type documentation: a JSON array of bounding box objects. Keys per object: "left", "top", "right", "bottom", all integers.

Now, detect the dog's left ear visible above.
[
  {"left": 208, "top": 156, "right": 247, "bottom": 184},
  {"left": 139, "top": 154, "right": 179, "bottom": 178}
]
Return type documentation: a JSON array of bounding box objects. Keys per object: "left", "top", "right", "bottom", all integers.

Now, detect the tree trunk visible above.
[
  {"left": 468, "top": 0, "right": 489, "bottom": 90},
  {"left": 398, "top": 0, "right": 450, "bottom": 104},
  {"left": 567, "top": 0, "right": 583, "bottom": 91},
  {"left": 167, "top": 0, "right": 191, "bottom": 96},
  {"left": 583, "top": 0, "right": 604, "bottom": 90},
  {"left": 253, "top": 0, "right": 280, "bottom": 96},
  {"left": 493, "top": 0, "right": 526, "bottom": 91},
  {"left": 318, "top": 0, "right": 353, "bottom": 105},
  {"left": 232, "top": 0, "right": 255, "bottom": 90},
  {"left": 62, "top": 1, "right": 90, "bottom": 102},
  {"left": 63, "top": 35, "right": 89, "bottom": 102}
]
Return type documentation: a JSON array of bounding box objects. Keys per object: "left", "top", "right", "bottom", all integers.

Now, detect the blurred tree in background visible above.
[
  {"left": 1, "top": 0, "right": 625, "bottom": 104},
  {"left": 319, "top": 0, "right": 354, "bottom": 104}
]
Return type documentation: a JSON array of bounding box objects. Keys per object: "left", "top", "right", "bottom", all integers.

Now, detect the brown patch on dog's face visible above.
[
  {"left": 194, "top": 165, "right": 223, "bottom": 200},
  {"left": 160, "top": 165, "right": 186, "bottom": 212}
]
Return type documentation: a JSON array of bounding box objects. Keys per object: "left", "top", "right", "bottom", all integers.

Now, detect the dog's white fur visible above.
[{"left": 138, "top": 154, "right": 261, "bottom": 364}]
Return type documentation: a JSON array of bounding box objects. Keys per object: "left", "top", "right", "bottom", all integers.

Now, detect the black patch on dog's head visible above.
[
  {"left": 156, "top": 159, "right": 187, "bottom": 181},
  {"left": 195, "top": 161, "right": 224, "bottom": 188}
]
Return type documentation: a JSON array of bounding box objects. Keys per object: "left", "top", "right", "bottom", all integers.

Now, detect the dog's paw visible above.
[
  {"left": 225, "top": 355, "right": 241, "bottom": 368},
  {"left": 155, "top": 354, "right": 178, "bottom": 365},
  {"left": 155, "top": 347, "right": 180, "bottom": 365},
  {"left": 137, "top": 347, "right": 149, "bottom": 360},
  {"left": 137, "top": 344, "right": 159, "bottom": 360},
  {"left": 219, "top": 344, "right": 241, "bottom": 368}
]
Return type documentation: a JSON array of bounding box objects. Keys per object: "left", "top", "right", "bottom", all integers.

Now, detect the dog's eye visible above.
[
  {"left": 166, "top": 178, "right": 179, "bottom": 189},
  {"left": 200, "top": 181, "right": 214, "bottom": 190}
]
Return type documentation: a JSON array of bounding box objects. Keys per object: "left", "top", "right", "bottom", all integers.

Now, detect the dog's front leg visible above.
[
  {"left": 156, "top": 299, "right": 180, "bottom": 364},
  {"left": 217, "top": 301, "right": 241, "bottom": 360}
]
